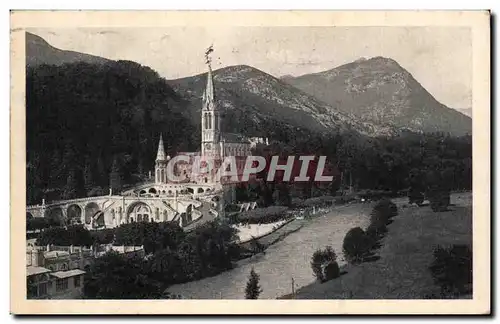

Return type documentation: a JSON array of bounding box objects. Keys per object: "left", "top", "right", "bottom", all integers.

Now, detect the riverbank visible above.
[
  {"left": 239, "top": 218, "right": 305, "bottom": 250},
  {"left": 282, "top": 192, "right": 472, "bottom": 299},
  {"left": 167, "top": 202, "right": 372, "bottom": 299}
]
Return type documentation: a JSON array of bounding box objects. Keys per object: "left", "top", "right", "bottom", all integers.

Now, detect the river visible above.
[{"left": 168, "top": 202, "right": 374, "bottom": 299}]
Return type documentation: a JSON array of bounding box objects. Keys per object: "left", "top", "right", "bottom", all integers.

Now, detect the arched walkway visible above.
[
  {"left": 149, "top": 188, "right": 157, "bottom": 194},
  {"left": 84, "top": 202, "right": 100, "bottom": 225},
  {"left": 67, "top": 204, "right": 82, "bottom": 225},
  {"left": 126, "top": 202, "right": 152, "bottom": 223},
  {"left": 197, "top": 188, "right": 204, "bottom": 193}
]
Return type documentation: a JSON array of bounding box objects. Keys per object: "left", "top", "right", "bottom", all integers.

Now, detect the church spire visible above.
[
  {"left": 202, "top": 45, "right": 215, "bottom": 108},
  {"left": 156, "top": 134, "right": 167, "bottom": 161}
]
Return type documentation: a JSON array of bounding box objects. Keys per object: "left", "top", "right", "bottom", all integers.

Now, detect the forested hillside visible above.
[{"left": 26, "top": 61, "right": 199, "bottom": 204}]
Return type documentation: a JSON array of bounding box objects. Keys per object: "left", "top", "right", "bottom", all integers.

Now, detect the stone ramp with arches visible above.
[{"left": 26, "top": 190, "right": 223, "bottom": 230}]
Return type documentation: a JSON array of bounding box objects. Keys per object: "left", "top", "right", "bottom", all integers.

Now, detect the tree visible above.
[
  {"left": 83, "top": 159, "right": 94, "bottom": 195},
  {"left": 84, "top": 251, "right": 164, "bottom": 299},
  {"left": 62, "top": 168, "right": 79, "bottom": 200},
  {"left": 245, "top": 268, "right": 262, "bottom": 299},
  {"left": 26, "top": 217, "right": 49, "bottom": 231},
  {"left": 235, "top": 183, "right": 249, "bottom": 202},
  {"left": 274, "top": 183, "right": 291, "bottom": 206},
  {"left": 408, "top": 168, "right": 425, "bottom": 205},
  {"left": 426, "top": 170, "right": 451, "bottom": 212},
  {"left": 37, "top": 225, "right": 93, "bottom": 247},
  {"left": 429, "top": 245, "right": 472, "bottom": 296},
  {"left": 109, "top": 156, "right": 122, "bottom": 193},
  {"left": 49, "top": 151, "right": 63, "bottom": 186}
]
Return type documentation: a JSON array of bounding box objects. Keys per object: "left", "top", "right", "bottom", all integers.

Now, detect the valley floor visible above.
[{"left": 284, "top": 192, "right": 473, "bottom": 299}]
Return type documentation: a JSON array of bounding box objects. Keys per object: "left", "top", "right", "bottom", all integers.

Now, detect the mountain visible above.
[
  {"left": 26, "top": 32, "right": 111, "bottom": 67},
  {"left": 168, "top": 65, "right": 397, "bottom": 139},
  {"left": 281, "top": 57, "right": 472, "bottom": 136},
  {"left": 455, "top": 108, "right": 472, "bottom": 118}
]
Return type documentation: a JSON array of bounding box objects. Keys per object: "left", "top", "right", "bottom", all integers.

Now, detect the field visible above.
[{"left": 288, "top": 193, "right": 473, "bottom": 299}]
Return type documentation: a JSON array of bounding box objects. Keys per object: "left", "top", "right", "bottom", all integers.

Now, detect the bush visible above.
[
  {"left": 429, "top": 245, "right": 472, "bottom": 296},
  {"left": 311, "top": 246, "right": 338, "bottom": 282},
  {"left": 428, "top": 189, "right": 451, "bottom": 212},
  {"left": 365, "top": 221, "right": 388, "bottom": 242},
  {"left": 372, "top": 198, "right": 398, "bottom": 219},
  {"left": 364, "top": 199, "right": 399, "bottom": 254},
  {"left": 324, "top": 261, "right": 340, "bottom": 281},
  {"left": 408, "top": 187, "right": 425, "bottom": 205},
  {"left": 367, "top": 199, "right": 397, "bottom": 236},
  {"left": 238, "top": 206, "right": 289, "bottom": 224},
  {"left": 342, "top": 227, "right": 372, "bottom": 264}
]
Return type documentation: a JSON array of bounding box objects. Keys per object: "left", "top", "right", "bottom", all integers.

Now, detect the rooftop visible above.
[
  {"left": 44, "top": 251, "right": 70, "bottom": 258},
  {"left": 50, "top": 269, "right": 86, "bottom": 279},
  {"left": 26, "top": 266, "right": 51, "bottom": 277},
  {"left": 222, "top": 133, "right": 250, "bottom": 144}
]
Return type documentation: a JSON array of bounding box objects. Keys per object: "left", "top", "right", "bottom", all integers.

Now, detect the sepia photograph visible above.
[{"left": 10, "top": 10, "right": 490, "bottom": 315}]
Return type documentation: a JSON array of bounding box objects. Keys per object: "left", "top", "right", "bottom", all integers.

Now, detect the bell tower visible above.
[
  {"left": 155, "top": 134, "right": 169, "bottom": 184},
  {"left": 201, "top": 45, "right": 221, "bottom": 157}
]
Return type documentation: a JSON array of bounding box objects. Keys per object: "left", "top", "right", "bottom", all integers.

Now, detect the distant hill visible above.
[
  {"left": 168, "top": 65, "right": 397, "bottom": 138},
  {"left": 26, "top": 32, "right": 111, "bottom": 67},
  {"left": 455, "top": 108, "right": 472, "bottom": 118},
  {"left": 281, "top": 57, "right": 472, "bottom": 136}
]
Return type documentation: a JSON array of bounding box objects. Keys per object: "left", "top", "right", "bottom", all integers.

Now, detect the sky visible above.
[{"left": 30, "top": 26, "right": 472, "bottom": 109}]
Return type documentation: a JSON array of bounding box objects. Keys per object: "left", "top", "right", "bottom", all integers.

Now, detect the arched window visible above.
[
  {"left": 208, "top": 113, "right": 212, "bottom": 129},
  {"left": 160, "top": 169, "right": 165, "bottom": 183},
  {"left": 156, "top": 169, "right": 160, "bottom": 182}
]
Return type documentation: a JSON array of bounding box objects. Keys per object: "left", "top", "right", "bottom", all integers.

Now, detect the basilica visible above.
[{"left": 27, "top": 49, "right": 268, "bottom": 230}]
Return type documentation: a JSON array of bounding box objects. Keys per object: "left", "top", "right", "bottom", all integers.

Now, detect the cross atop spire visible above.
[
  {"left": 203, "top": 44, "right": 215, "bottom": 107},
  {"left": 205, "top": 44, "right": 214, "bottom": 68},
  {"left": 156, "top": 133, "right": 167, "bottom": 162}
]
